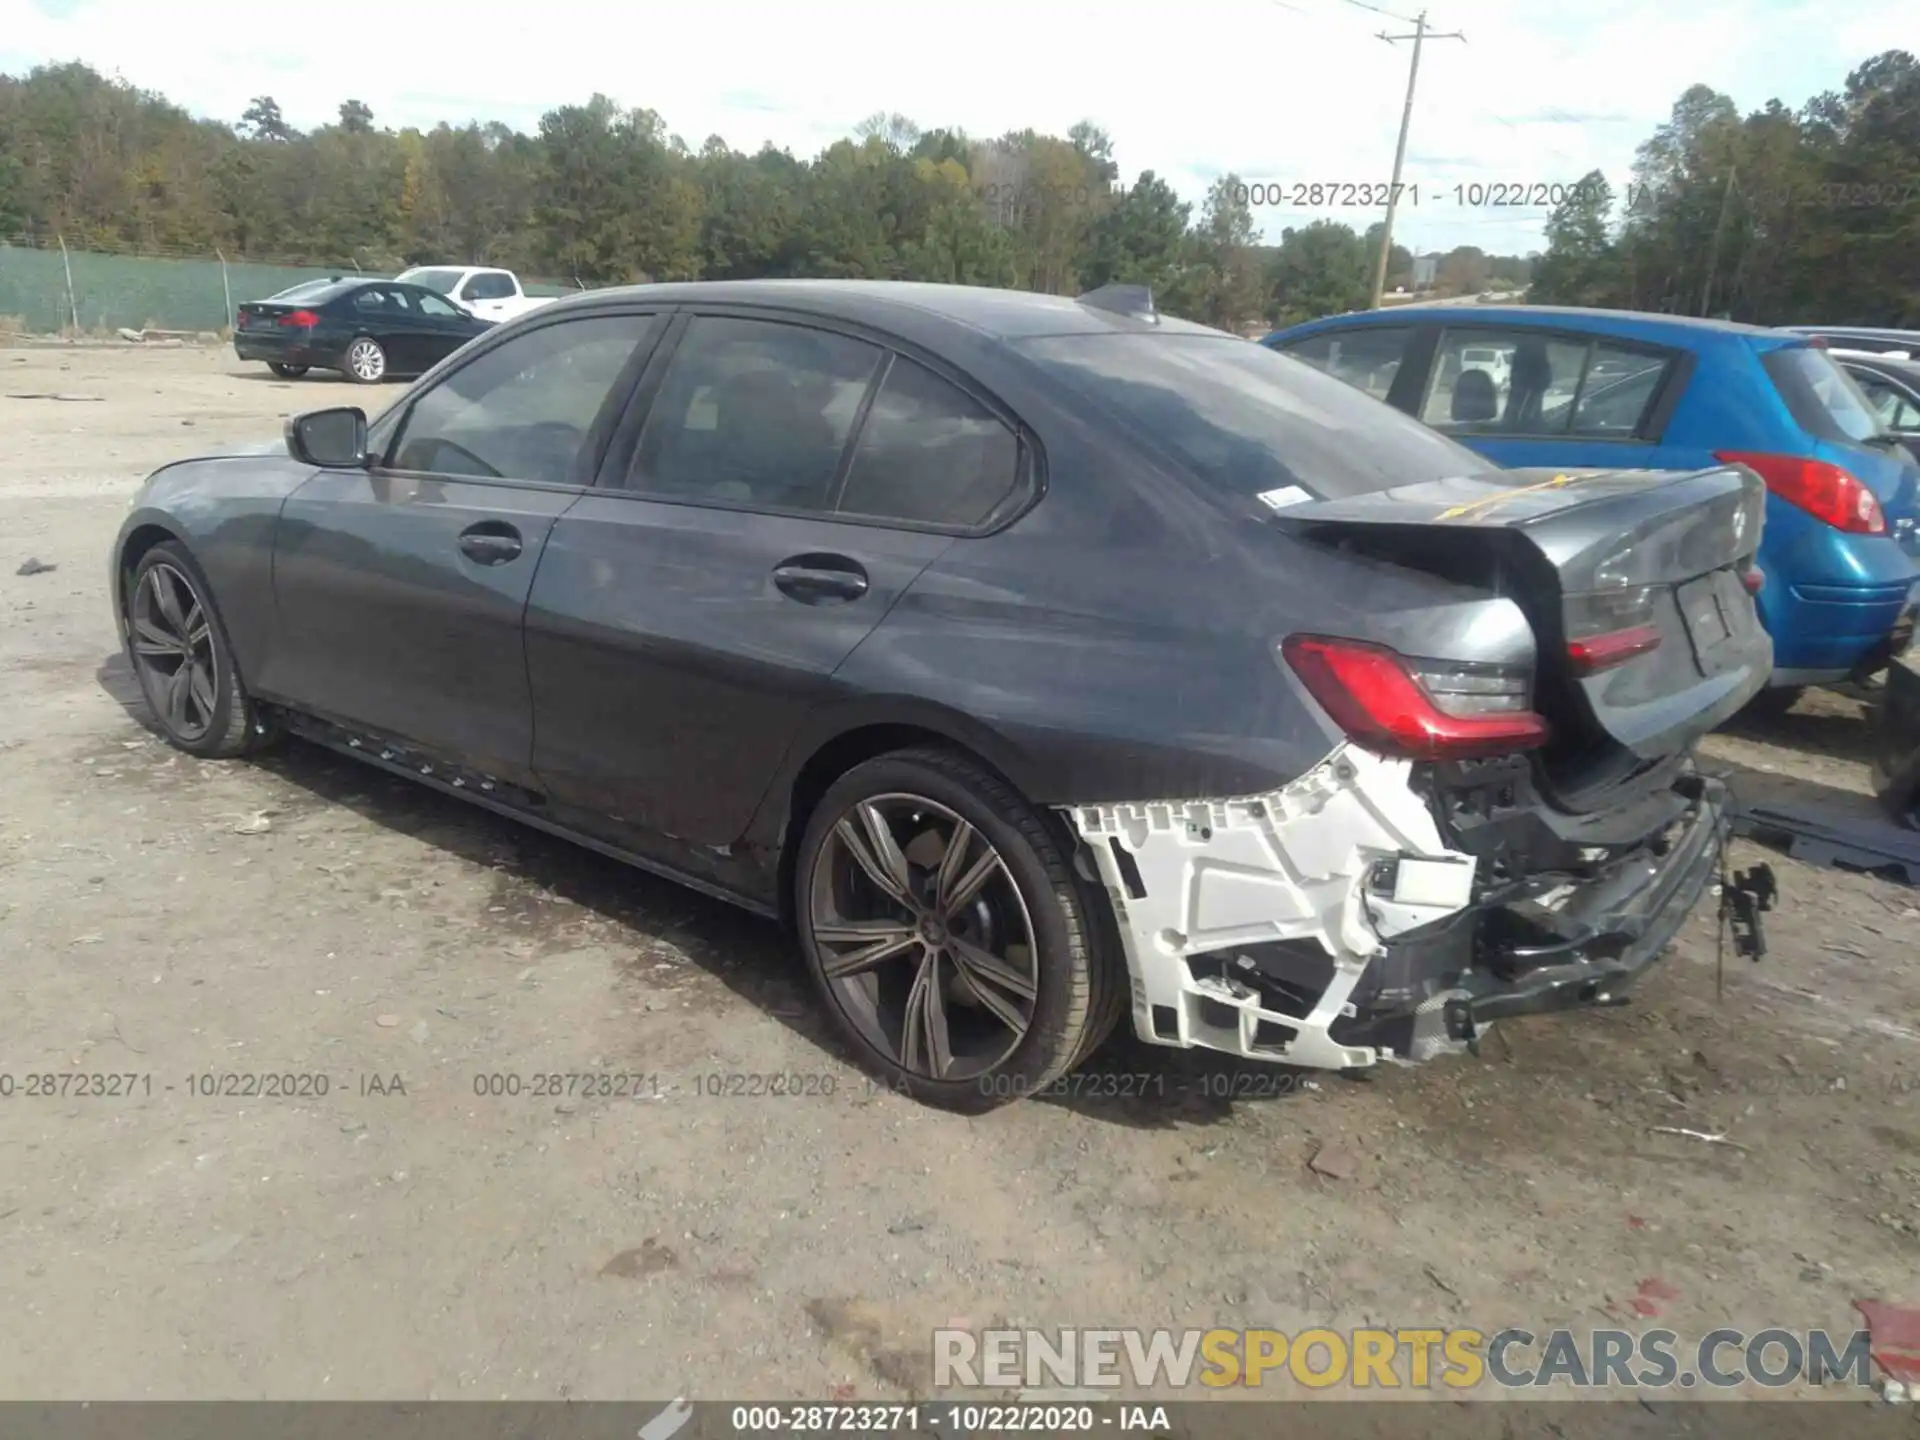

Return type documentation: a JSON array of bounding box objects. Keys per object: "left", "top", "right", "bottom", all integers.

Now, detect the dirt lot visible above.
[{"left": 3, "top": 344, "right": 1919, "bottom": 1410}]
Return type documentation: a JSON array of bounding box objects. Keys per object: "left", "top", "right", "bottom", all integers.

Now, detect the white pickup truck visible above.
[{"left": 393, "top": 266, "right": 560, "bottom": 323}]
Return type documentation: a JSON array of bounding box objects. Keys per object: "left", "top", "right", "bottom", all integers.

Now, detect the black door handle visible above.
[
  {"left": 773, "top": 558, "right": 869, "bottom": 603},
  {"left": 458, "top": 522, "right": 523, "bottom": 565}
]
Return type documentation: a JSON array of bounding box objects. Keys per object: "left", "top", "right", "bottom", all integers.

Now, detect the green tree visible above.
[
  {"left": 1529, "top": 170, "right": 1617, "bottom": 305},
  {"left": 1266, "top": 221, "right": 1371, "bottom": 325}
]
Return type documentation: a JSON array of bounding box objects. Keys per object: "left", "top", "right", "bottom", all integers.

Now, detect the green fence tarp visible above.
[{"left": 0, "top": 245, "right": 577, "bottom": 333}]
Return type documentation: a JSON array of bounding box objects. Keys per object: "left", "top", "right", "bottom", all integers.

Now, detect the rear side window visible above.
[
  {"left": 1421, "top": 328, "right": 1672, "bottom": 438},
  {"left": 1272, "top": 326, "right": 1414, "bottom": 402},
  {"left": 1765, "top": 344, "right": 1887, "bottom": 444},
  {"left": 835, "top": 358, "right": 1020, "bottom": 527},
  {"left": 628, "top": 316, "right": 882, "bottom": 512},
  {"left": 1022, "top": 333, "right": 1491, "bottom": 504}
]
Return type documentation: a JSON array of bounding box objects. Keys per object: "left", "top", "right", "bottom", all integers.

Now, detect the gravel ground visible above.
[{"left": 2, "top": 344, "right": 1918, "bottom": 1412}]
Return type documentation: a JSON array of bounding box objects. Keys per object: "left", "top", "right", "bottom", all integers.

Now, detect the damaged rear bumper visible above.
[{"left": 1065, "top": 749, "right": 1728, "bottom": 1070}]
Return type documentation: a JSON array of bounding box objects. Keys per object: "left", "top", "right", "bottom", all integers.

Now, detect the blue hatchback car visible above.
[{"left": 1263, "top": 306, "right": 1920, "bottom": 692}]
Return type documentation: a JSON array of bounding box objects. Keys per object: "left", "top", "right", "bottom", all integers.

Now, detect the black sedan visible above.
[
  {"left": 233, "top": 277, "right": 493, "bottom": 383},
  {"left": 116, "top": 280, "right": 1770, "bottom": 1109}
]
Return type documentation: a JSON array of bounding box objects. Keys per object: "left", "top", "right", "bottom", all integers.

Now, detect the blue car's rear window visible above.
[
  {"left": 1020, "top": 332, "right": 1493, "bottom": 504},
  {"left": 1764, "top": 344, "right": 1887, "bottom": 445}
]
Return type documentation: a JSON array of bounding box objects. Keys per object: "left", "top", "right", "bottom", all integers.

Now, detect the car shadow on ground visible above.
[
  {"left": 1716, "top": 697, "right": 1882, "bottom": 768},
  {"left": 96, "top": 650, "right": 1374, "bottom": 1132}
]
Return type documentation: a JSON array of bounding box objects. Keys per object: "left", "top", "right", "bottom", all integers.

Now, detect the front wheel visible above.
[
  {"left": 124, "top": 541, "right": 277, "bottom": 759},
  {"left": 794, "top": 748, "right": 1120, "bottom": 1112},
  {"left": 344, "top": 336, "right": 387, "bottom": 384},
  {"left": 267, "top": 362, "right": 309, "bottom": 379}
]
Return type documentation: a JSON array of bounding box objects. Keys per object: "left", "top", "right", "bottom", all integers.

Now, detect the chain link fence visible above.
[{"left": 0, "top": 238, "right": 578, "bottom": 335}]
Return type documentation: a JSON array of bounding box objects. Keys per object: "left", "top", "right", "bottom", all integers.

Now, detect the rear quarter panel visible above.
[{"left": 776, "top": 398, "right": 1533, "bottom": 816}]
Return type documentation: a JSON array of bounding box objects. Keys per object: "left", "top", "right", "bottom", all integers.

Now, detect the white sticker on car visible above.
[{"left": 1257, "top": 485, "right": 1313, "bottom": 511}]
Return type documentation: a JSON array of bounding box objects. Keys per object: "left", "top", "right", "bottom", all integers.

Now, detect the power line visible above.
[
  {"left": 1368, "top": 9, "right": 1465, "bottom": 308},
  {"left": 1341, "top": 0, "right": 1421, "bottom": 22}
]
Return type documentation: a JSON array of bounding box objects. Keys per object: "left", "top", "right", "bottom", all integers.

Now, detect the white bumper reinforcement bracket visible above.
[{"left": 1064, "top": 745, "right": 1478, "bottom": 1070}]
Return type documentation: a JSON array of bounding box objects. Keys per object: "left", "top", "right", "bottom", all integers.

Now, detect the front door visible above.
[{"left": 263, "top": 311, "right": 665, "bottom": 783}]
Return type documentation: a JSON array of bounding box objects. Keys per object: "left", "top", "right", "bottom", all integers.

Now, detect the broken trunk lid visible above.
[{"left": 1269, "top": 465, "right": 1771, "bottom": 759}]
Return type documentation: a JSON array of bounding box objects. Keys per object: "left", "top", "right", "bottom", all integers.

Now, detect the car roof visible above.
[
  {"left": 1785, "top": 324, "right": 1920, "bottom": 343},
  {"left": 1834, "top": 351, "right": 1920, "bottom": 380},
  {"left": 1274, "top": 304, "right": 1785, "bottom": 343},
  {"left": 535, "top": 279, "right": 1226, "bottom": 341}
]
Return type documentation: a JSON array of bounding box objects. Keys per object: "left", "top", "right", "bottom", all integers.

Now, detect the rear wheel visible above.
[
  {"left": 266, "top": 362, "right": 309, "bottom": 379},
  {"left": 794, "top": 748, "right": 1117, "bottom": 1112},
  {"left": 124, "top": 541, "right": 276, "bottom": 760},
  {"left": 345, "top": 336, "right": 387, "bottom": 384}
]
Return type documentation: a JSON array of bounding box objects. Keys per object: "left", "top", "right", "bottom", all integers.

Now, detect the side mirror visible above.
[{"left": 285, "top": 407, "right": 369, "bottom": 468}]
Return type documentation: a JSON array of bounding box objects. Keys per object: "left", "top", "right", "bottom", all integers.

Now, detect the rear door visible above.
[
  {"left": 262, "top": 310, "right": 664, "bottom": 783},
  {"left": 524, "top": 311, "right": 1030, "bottom": 852},
  {"left": 1414, "top": 326, "right": 1683, "bottom": 471}
]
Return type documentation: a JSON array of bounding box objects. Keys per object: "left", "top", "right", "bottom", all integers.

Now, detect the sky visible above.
[{"left": 2, "top": 0, "right": 1912, "bottom": 256}]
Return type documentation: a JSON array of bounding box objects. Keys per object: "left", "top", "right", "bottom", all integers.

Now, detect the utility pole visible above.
[
  {"left": 1699, "top": 165, "right": 1738, "bottom": 317},
  {"left": 1369, "top": 10, "right": 1464, "bottom": 309}
]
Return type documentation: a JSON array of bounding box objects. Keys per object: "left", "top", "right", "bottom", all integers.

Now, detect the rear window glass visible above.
[
  {"left": 262, "top": 279, "right": 358, "bottom": 306},
  {"left": 267, "top": 278, "right": 343, "bottom": 302},
  {"left": 1764, "top": 344, "right": 1886, "bottom": 444},
  {"left": 1020, "top": 333, "right": 1493, "bottom": 503},
  {"left": 400, "top": 269, "right": 465, "bottom": 294}
]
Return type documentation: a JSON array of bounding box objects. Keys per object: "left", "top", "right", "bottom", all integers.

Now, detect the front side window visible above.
[
  {"left": 414, "top": 291, "right": 463, "bottom": 319},
  {"left": 388, "top": 315, "right": 658, "bottom": 484},
  {"left": 836, "top": 357, "right": 1020, "bottom": 527},
  {"left": 1274, "top": 326, "right": 1414, "bottom": 403},
  {"left": 627, "top": 316, "right": 882, "bottom": 512}
]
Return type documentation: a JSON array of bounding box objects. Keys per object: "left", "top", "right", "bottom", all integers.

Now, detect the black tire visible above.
[
  {"left": 1874, "top": 745, "right": 1920, "bottom": 827},
  {"left": 794, "top": 747, "right": 1118, "bottom": 1112},
  {"left": 1740, "top": 685, "right": 1804, "bottom": 721},
  {"left": 266, "top": 362, "right": 309, "bottom": 379},
  {"left": 124, "top": 541, "right": 277, "bottom": 760}
]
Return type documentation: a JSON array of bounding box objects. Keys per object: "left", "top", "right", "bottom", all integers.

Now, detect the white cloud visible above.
[{"left": 2, "top": 0, "right": 1910, "bottom": 255}]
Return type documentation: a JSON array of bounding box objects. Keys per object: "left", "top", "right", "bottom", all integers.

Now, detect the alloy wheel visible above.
[
  {"left": 808, "top": 793, "right": 1039, "bottom": 1081},
  {"left": 129, "top": 562, "right": 218, "bottom": 742},
  {"left": 347, "top": 339, "right": 385, "bottom": 382}
]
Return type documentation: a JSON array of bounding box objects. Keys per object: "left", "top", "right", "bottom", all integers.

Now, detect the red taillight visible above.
[
  {"left": 1742, "top": 566, "right": 1765, "bottom": 594},
  {"left": 1715, "top": 450, "right": 1886, "bottom": 535},
  {"left": 1567, "top": 623, "right": 1663, "bottom": 676},
  {"left": 280, "top": 309, "right": 320, "bottom": 329},
  {"left": 1282, "top": 635, "right": 1549, "bottom": 761}
]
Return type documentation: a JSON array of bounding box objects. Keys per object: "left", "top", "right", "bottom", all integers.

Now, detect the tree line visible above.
[
  {"left": 0, "top": 62, "right": 1534, "bottom": 332},
  {"left": 1531, "top": 50, "right": 1920, "bottom": 325}
]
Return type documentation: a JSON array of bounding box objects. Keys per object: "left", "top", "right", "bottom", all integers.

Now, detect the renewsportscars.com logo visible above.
[{"left": 932, "top": 1327, "right": 1876, "bottom": 1392}]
